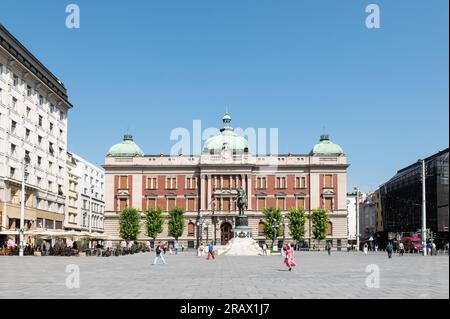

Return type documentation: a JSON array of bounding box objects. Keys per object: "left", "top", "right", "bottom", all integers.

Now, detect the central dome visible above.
[
  {"left": 107, "top": 134, "right": 145, "bottom": 157},
  {"left": 203, "top": 114, "right": 249, "bottom": 155}
]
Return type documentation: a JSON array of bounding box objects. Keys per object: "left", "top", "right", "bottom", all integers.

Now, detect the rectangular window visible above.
[
  {"left": 119, "top": 199, "right": 128, "bottom": 211},
  {"left": 38, "top": 115, "right": 43, "bottom": 127},
  {"left": 222, "top": 177, "right": 230, "bottom": 189},
  {"left": 166, "top": 177, "right": 177, "bottom": 189},
  {"left": 168, "top": 198, "right": 176, "bottom": 211},
  {"left": 25, "top": 128, "right": 30, "bottom": 139},
  {"left": 147, "top": 177, "right": 157, "bottom": 189},
  {"left": 120, "top": 176, "right": 128, "bottom": 189},
  {"left": 222, "top": 198, "right": 231, "bottom": 212},
  {"left": 10, "top": 143, "right": 16, "bottom": 156},
  {"left": 185, "top": 177, "right": 197, "bottom": 189},
  {"left": 276, "top": 177, "right": 286, "bottom": 189},
  {"left": 12, "top": 97, "right": 17, "bottom": 111},
  {"left": 39, "top": 95, "right": 44, "bottom": 105},
  {"left": 298, "top": 198, "right": 306, "bottom": 209},
  {"left": 13, "top": 74, "right": 19, "bottom": 86},
  {"left": 147, "top": 198, "right": 156, "bottom": 210},
  {"left": 258, "top": 198, "right": 266, "bottom": 212},
  {"left": 187, "top": 198, "right": 195, "bottom": 211},
  {"left": 10, "top": 167, "right": 16, "bottom": 179},
  {"left": 325, "top": 175, "right": 333, "bottom": 188},
  {"left": 277, "top": 198, "right": 286, "bottom": 210},
  {"left": 27, "top": 85, "right": 32, "bottom": 96},
  {"left": 45, "top": 219, "right": 54, "bottom": 230},
  {"left": 11, "top": 120, "right": 16, "bottom": 134},
  {"left": 325, "top": 198, "right": 333, "bottom": 211}
]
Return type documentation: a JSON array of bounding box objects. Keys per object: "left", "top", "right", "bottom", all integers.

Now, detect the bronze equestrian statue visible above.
[{"left": 237, "top": 187, "right": 248, "bottom": 216}]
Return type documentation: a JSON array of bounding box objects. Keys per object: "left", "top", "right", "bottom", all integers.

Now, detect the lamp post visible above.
[
  {"left": 89, "top": 185, "right": 94, "bottom": 234},
  {"left": 204, "top": 222, "right": 210, "bottom": 243},
  {"left": 19, "top": 154, "right": 30, "bottom": 257},
  {"left": 19, "top": 153, "right": 31, "bottom": 257},
  {"left": 421, "top": 159, "right": 427, "bottom": 257},
  {"left": 282, "top": 217, "right": 286, "bottom": 246},
  {"left": 354, "top": 187, "right": 360, "bottom": 252},
  {"left": 272, "top": 221, "right": 280, "bottom": 250}
]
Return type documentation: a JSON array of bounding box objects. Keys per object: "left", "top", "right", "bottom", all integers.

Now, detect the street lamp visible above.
[
  {"left": 204, "top": 222, "right": 210, "bottom": 243},
  {"left": 89, "top": 184, "right": 94, "bottom": 234},
  {"left": 19, "top": 153, "right": 31, "bottom": 257},
  {"left": 272, "top": 221, "right": 280, "bottom": 250},
  {"left": 420, "top": 159, "right": 428, "bottom": 257},
  {"left": 354, "top": 187, "right": 360, "bottom": 252}
]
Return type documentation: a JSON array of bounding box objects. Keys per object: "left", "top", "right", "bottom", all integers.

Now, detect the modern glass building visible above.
[{"left": 378, "top": 149, "right": 449, "bottom": 248}]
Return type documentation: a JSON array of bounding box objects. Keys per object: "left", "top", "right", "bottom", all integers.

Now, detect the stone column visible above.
[
  {"left": 242, "top": 174, "right": 247, "bottom": 191},
  {"left": 247, "top": 174, "right": 252, "bottom": 210},
  {"left": 201, "top": 175, "right": 206, "bottom": 211},
  {"left": 207, "top": 175, "right": 212, "bottom": 210}
]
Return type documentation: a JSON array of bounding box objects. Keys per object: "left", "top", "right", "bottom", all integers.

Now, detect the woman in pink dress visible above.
[{"left": 284, "top": 243, "right": 297, "bottom": 272}]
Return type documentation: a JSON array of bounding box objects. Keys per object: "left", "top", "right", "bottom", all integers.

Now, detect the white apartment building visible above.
[
  {"left": 71, "top": 153, "right": 105, "bottom": 233},
  {"left": 0, "top": 24, "right": 73, "bottom": 245},
  {"left": 347, "top": 192, "right": 357, "bottom": 242}
]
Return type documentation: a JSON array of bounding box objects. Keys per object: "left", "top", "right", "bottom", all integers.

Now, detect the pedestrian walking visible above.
[
  {"left": 399, "top": 242, "right": 405, "bottom": 256},
  {"left": 206, "top": 242, "right": 215, "bottom": 260},
  {"left": 363, "top": 243, "right": 369, "bottom": 255},
  {"left": 153, "top": 242, "right": 167, "bottom": 265},
  {"left": 284, "top": 243, "right": 297, "bottom": 272},
  {"left": 198, "top": 243, "right": 205, "bottom": 257},
  {"left": 432, "top": 242, "right": 437, "bottom": 256},
  {"left": 262, "top": 243, "right": 268, "bottom": 256},
  {"left": 174, "top": 241, "right": 179, "bottom": 255},
  {"left": 387, "top": 242, "right": 394, "bottom": 259},
  {"left": 327, "top": 242, "right": 332, "bottom": 256}
]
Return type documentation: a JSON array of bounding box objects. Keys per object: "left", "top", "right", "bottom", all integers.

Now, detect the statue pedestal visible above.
[{"left": 234, "top": 216, "right": 252, "bottom": 239}]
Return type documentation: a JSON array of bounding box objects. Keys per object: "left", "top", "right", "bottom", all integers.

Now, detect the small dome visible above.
[
  {"left": 203, "top": 113, "right": 249, "bottom": 155},
  {"left": 310, "top": 134, "right": 344, "bottom": 156},
  {"left": 107, "top": 134, "right": 145, "bottom": 157}
]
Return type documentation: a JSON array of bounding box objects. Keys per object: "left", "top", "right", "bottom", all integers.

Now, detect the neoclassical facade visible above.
[{"left": 104, "top": 114, "right": 349, "bottom": 249}]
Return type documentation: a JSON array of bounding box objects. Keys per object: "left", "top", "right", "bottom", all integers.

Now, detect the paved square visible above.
[{"left": 0, "top": 252, "right": 448, "bottom": 299}]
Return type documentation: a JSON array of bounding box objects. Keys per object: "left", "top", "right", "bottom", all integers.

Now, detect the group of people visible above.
[
  {"left": 197, "top": 242, "right": 215, "bottom": 260},
  {"left": 151, "top": 241, "right": 186, "bottom": 265}
]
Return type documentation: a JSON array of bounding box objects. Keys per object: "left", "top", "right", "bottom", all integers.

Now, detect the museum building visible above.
[{"left": 103, "top": 114, "right": 349, "bottom": 249}]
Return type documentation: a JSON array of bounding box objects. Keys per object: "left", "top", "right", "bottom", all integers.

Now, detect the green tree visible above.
[
  {"left": 287, "top": 207, "right": 307, "bottom": 245},
  {"left": 168, "top": 207, "right": 185, "bottom": 240},
  {"left": 145, "top": 206, "right": 164, "bottom": 241},
  {"left": 311, "top": 209, "right": 329, "bottom": 248},
  {"left": 119, "top": 207, "right": 141, "bottom": 241},
  {"left": 263, "top": 207, "right": 283, "bottom": 247}
]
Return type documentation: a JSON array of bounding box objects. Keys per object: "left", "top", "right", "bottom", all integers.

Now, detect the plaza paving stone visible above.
[{"left": 0, "top": 252, "right": 448, "bottom": 299}]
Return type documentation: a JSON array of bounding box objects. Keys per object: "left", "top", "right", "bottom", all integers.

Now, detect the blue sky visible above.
[{"left": 1, "top": 0, "right": 448, "bottom": 192}]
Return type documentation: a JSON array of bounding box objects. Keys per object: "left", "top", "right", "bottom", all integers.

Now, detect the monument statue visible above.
[{"left": 237, "top": 187, "right": 248, "bottom": 216}]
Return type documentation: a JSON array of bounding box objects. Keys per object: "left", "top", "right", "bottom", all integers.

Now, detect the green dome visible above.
[
  {"left": 107, "top": 134, "right": 145, "bottom": 157},
  {"left": 203, "top": 113, "right": 249, "bottom": 155},
  {"left": 310, "top": 134, "right": 344, "bottom": 156}
]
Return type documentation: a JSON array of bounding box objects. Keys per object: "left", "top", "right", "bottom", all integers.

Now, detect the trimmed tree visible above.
[
  {"left": 263, "top": 206, "right": 283, "bottom": 248},
  {"left": 287, "top": 207, "right": 307, "bottom": 247},
  {"left": 311, "top": 208, "right": 329, "bottom": 249},
  {"left": 145, "top": 206, "right": 164, "bottom": 242},
  {"left": 168, "top": 207, "right": 185, "bottom": 240},
  {"left": 119, "top": 207, "right": 141, "bottom": 241}
]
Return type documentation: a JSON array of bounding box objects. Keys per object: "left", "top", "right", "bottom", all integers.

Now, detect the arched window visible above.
[
  {"left": 327, "top": 222, "right": 333, "bottom": 236},
  {"left": 258, "top": 222, "right": 265, "bottom": 236},
  {"left": 188, "top": 222, "right": 195, "bottom": 237}
]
